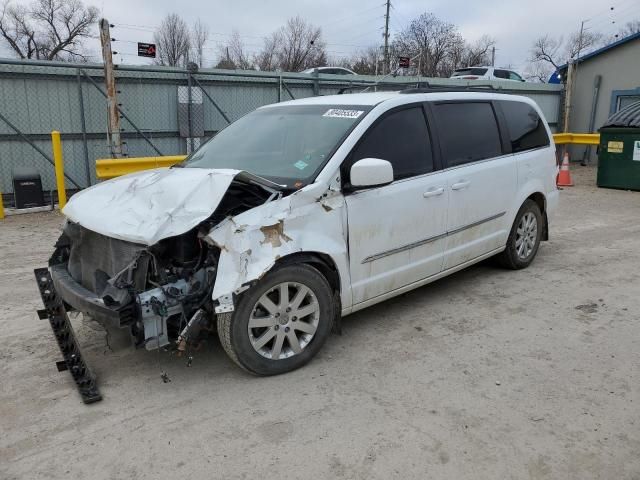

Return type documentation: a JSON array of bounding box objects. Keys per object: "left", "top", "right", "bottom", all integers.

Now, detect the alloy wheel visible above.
[
  {"left": 248, "top": 282, "right": 320, "bottom": 360},
  {"left": 515, "top": 212, "right": 538, "bottom": 260}
]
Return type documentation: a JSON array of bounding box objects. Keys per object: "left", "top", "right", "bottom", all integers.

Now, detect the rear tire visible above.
[
  {"left": 217, "top": 264, "right": 334, "bottom": 375},
  {"left": 497, "top": 199, "right": 543, "bottom": 270}
]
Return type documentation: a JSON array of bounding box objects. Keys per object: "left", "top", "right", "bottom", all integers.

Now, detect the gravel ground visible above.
[{"left": 1, "top": 166, "right": 639, "bottom": 480}]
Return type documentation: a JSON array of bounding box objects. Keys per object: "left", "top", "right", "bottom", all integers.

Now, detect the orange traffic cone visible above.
[{"left": 557, "top": 152, "right": 574, "bottom": 187}]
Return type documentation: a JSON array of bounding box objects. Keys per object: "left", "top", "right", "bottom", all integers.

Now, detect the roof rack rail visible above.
[{"left": 400, "top": 82, "right": 507, "bottom": 94}]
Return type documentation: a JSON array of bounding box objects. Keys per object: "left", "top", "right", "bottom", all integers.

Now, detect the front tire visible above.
[
  {"left": 217, "top": 264, "right": 334, "bottom": 375},
  {"left": 497, "top": 199, "right": 543, "bottom": 269}
]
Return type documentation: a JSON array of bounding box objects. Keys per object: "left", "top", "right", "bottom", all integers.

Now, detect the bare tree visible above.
[
  {"left": 533, "top": 30, "right": 603, "bottom": 67},
  {"left": 393, "top": 13, "right": 457, "bottom": 77},
  {"left": 348, "top": 46, "right": 379, "bottom": 75},
  {"left": 255, "top": 16, "right": 326, "bottom": 72},
  {"left": 254, "top": 32, "right": 279, "bottom": 71},
  {"left": 391, "top": 13, "right": 493, "bottom": 77},
  {"left": 153, "top": 13, "right": 191, "bottom": 67},
  {"left": 530, "top": 34, "right": 563, "bottom": 72},
  {"left": 190, "top": 19, "right": 208, "bottom": 67},
  {"left": 215, "top": 30, "right": 252, "bottom": 69},
  {"left": 0, "top": 0, "right": 98, "bottom": 61},
  {"left": 523, "top": 61, "right": 553, "bottom": 83},
  {"left": 463, "top": 35, "right": 495, "bottom": 67},
  {"left": 565, "top": 29, "right": 603, "bottom": 59}
]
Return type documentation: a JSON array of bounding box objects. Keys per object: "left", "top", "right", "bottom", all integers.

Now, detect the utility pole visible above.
[
  {"left": 491, "top": 46, "right": 495, "bottom": 66},
  {"left": 99, "top": 18, "right": 123, "bottom": 158},
  {"left": 574, "top": 19, "right": 587, "bottom": 81},
  {"left": 563, "top": 59, "right": 576, "bottom": 133},
  {"left": 383, "top": 0, "right": 391, "bottom": 75},
  {"left": 563, "top": 19, "right": 586, "bottom": 133}
]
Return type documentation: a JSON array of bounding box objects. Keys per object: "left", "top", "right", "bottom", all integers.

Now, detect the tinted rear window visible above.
[
  {"left": 453, "top": 68, "right": 488, "bottom": 76},
  {"left": 499, "top": 101, "right": 550, "bottom": 152},
  {"left": 434, "top": 102, "right": 502, "bottom": 166}
]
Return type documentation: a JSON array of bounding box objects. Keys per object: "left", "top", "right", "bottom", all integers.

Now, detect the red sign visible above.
[{"left": 398, "top": 56, "right": 410, "bottom": 68}]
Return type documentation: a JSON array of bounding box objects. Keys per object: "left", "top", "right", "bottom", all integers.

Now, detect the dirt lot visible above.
[{"left": 1, "top": 166, "right": 639, "bottom": 480}]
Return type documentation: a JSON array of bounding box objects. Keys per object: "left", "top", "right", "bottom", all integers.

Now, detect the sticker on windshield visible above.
[
  {"left": 294, "top": 160, "right": 309, "bottom": 170},
  {"left": 323, "top": 109, "right": 364, "bottom": 119}
]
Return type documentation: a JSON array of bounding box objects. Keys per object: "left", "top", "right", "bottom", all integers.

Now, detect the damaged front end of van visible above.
[{"left": 34, "top": 166, "right": 347, "bottom": 403}]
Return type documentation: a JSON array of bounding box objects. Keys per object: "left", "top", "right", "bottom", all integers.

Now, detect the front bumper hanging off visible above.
[{"left": 34, "top": 267, "right": 102, "bottom": 404}]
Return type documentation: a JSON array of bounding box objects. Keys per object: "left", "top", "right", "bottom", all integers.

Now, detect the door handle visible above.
[
  {"left": 423, "top": 187, "right": 444, "bottom": 198},
  {"left": 451, "top": 180, "right": 471, "bottom": 190}
]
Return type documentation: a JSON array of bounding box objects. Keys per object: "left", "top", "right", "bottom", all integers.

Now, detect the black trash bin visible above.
[{"left": 12, "top": 167, "right": 45, "bottom": 209}]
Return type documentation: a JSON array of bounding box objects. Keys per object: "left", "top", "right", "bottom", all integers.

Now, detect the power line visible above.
[{"left": 111, "top": 22, "right": 381, "bottom": 50}]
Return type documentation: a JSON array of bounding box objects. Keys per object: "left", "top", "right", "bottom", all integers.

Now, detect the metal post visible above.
[
  {"left": 76, "top": 69, "right": 91, "bottom": 187},
  {"left": 187, "top": 71, "right": 193, "bottom": 153},
  {"left": 99, "top": 18, "right": 123, "bottom": 157},
  {"left": 51, "top": 131, "right": 67, "bottom": 208},
  {"left": 278, "top": 74, "right": 282, "bottom": 102},
  {"left": 312, "top": 69, "right": 320, "bottom": 96},
  {"left": 0, "top": 191, "right": 5, "bottom": 219},
  {"left": 280, "top": 79, "right": 296, "bottom": 100},
  {"left": 582, "top": 74, "right": 601, "bottom": 165}
]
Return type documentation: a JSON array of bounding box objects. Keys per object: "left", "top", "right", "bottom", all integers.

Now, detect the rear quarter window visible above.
[
  {"left": 433, "top": 102, "right": 502, "bottom": 167},
  {"left": 499, "top": 101, "right": 550, "bottom": 152}
]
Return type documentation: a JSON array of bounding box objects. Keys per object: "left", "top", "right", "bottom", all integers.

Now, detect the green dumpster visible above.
[{"left": 597, "top": 101, "right": 640, "bottom": 191}]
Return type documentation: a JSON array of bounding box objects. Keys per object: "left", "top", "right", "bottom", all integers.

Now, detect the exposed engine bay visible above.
[{"left": 49, "top": 179, "right": 277, "bottom": 353}]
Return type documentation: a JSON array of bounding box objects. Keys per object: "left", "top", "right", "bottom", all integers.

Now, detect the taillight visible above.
[{"left": 462, "top": 76, "right": 478, "bottom": 80}]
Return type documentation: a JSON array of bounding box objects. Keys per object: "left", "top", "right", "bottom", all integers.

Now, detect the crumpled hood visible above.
[{"left": 63, "top": 168, "right": 253, "bottom": 245}]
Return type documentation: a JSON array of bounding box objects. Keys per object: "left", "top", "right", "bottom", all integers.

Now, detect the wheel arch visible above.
[{"left": 274, "top": 251, "right": 341, "bottom": 295}]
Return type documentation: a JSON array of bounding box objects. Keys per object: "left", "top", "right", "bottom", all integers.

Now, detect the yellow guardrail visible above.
[
  {"left": 94, "top": 133, "right": 600, "bottom": 180},
  {"left": 553, "top": 133, "right": 600, "bottom": 145},
  {"left": 96, "top": 155, "right": 187, "bottom": 179}
]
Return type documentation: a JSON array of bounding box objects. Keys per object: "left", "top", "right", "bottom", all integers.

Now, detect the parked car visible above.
[
  {"left": 451, "top": 66, "right": 526, "bottom": 82},
  {"left": 46, "top": 90, "right": 557, "bottom": 377},
  {"left": 302, "top": 66, "right": 356, "bottom": 75}
]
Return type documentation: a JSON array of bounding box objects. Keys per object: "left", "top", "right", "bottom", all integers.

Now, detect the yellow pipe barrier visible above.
[
  {"left": 96, "top": 155, "right": 187, "bottom": 179},
  {"left": 553, "top": 133, "right": 600, "bottom": 145},
  {"left": 0, "top": 191, "right": 4, "bottom": 219},
  {"left": 51, "top": 130, "right": 67, "bottom": 209}
]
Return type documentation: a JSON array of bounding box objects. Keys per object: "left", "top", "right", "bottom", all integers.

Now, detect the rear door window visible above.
[
  {"left": 493, "top": 69, "right": 509, "bottom": 79},
  {"left": 433, "top": 102, "right": 503, "bottom": 167},
  {"left": 499, "top": 101, "right": 550, "bottom": 152},
  {"left": 350, "top": 106, "right": 433, "bottom": 180}
]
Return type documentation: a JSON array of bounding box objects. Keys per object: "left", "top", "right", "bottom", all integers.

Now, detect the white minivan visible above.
[{"left": 47, "top": 90, "right": 559, "bottom": 378}]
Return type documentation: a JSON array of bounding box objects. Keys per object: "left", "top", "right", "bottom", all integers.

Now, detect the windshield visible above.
[{"left": 183, "top": 104, "right": 371, "bottom": 187}]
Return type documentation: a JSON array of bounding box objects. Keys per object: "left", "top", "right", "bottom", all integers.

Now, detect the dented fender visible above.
[{"left": 206, "top": 182, "right": 352, "bottom": 312}]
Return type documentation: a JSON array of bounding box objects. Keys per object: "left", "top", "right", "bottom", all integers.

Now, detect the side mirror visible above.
[{"left": 350, "top": 158, "right": 394, "bottom": 188}]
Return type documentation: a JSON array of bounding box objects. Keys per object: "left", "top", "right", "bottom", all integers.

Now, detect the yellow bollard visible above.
[
  {"left": 0, "top": 191, "right": 4, "bottom": 219},
  {"left": 51, "top": 130, "right": 67, "bottom": 209}
]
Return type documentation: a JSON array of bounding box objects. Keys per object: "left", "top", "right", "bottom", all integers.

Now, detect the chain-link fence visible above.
[{"left": 0, "top": 58, "right": 563, "bottom": 203}]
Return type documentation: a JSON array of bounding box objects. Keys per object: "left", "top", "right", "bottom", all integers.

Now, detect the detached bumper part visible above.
[
  {"left": 34, "top": 267, "right": 102, "bottom": 404},
  {"left": 49, "top": 264, "right": 135, "bottom": 328}
]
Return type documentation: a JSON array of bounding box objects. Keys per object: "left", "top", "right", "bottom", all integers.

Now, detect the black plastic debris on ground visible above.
[{"left": 34, "top": 267, "right": 102, "bottom": 404}]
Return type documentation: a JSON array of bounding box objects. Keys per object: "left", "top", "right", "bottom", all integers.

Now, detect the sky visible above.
[{"left": 5, "top": 0, "right": 640, "bottom": 71}]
